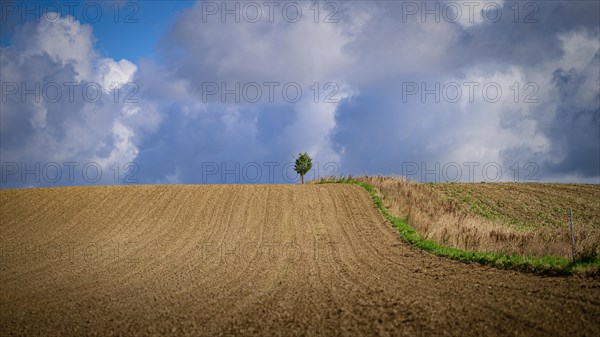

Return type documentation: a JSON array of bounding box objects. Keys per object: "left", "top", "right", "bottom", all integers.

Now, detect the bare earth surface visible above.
[{"left": 1, "top": 185, "right": 599, "bottom": 336}]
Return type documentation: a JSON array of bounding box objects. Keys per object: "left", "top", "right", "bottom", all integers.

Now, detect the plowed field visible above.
[{"left": 1, "top": 185, "right": 599, "bottom": 336}]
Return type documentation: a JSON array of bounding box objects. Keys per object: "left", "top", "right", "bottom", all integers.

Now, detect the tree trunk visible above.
[{"left": 301, "top": 174, "right": 304, "bottom": 184}]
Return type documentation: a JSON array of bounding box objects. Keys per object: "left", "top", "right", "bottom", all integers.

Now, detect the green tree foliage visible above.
[{"left": 294, "top": 153, "right": 313, "bottom": 184}]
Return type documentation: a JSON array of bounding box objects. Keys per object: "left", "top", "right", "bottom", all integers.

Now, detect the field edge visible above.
[{"left": 318, "top": 178, "right": 600, "bottom": 277}]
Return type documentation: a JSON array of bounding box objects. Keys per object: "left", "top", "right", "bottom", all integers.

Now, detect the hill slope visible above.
[
  {"left": 358, "top": 177, "right": 600, "bottom": 258},
  {"left": 1, "top": 185, "right": 599, "bottom": 336}
]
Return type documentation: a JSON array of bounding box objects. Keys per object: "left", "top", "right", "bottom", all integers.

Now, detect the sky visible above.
[{"left": 0, "top": 0, "right": 599, "bottom": 187}]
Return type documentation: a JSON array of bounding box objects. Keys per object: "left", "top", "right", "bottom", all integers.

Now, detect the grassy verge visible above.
[{"left": 319, "top": 178, "right": 600, "bottom": 276}]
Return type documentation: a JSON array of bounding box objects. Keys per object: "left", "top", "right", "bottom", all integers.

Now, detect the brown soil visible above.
[{"left": 1, "top": 184, "right": 599, "bottom": 336}]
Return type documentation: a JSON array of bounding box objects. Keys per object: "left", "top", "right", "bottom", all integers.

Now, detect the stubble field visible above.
[{"left": 358, "top": 177, "right": 600, "bottom": 259}]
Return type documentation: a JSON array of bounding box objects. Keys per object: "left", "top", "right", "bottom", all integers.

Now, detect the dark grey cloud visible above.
[
  {"left": 329, "top": 1, "right": 600, "bottom": 182},
  {"left": 498, "top": 50, "right": 600, "bottom": 181}
]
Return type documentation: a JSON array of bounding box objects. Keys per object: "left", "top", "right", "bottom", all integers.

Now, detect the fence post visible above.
[{"left": 570, "top": 208, "right": 575, "bottom": 260}]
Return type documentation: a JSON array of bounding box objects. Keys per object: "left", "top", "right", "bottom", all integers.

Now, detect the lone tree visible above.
[{"left": 294, "top": 152, "right": 313, "bottom": 184}]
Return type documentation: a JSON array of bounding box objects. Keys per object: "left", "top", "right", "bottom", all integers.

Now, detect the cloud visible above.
[
  {"left": 2, "top": 1, "right": 598, "bottom": 186},
  {"left": 0, "top": 14, "right": 157, "bottom": 187},
  {"left": 128, "top": 1, "right": 364, "bottom": 183},
  {"left": 9, "top": 15, "right": 97, "bottom": 81},
  {"left": 96, "top": 58, "right": 137, "bottom": 92},
  {"left": 505, "top": 30, "right": 600, "bottom": 181},
  {"left": 329, "top": 1, "right": 599, "bottom": 182}
]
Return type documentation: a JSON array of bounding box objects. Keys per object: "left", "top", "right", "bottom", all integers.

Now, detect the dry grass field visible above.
[
  {"left": 1, "top": 184, "right": 599, "bottom": 336},
  {"left": 358, "top": 177, "right": 600, "bottom": 259}
]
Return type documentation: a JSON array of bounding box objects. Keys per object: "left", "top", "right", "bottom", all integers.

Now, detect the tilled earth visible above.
[{"left": 1, "top": 184, "right": 599, "bottom": 336}]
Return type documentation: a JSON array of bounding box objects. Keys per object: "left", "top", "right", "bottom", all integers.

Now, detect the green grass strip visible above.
[{"left": 319, "top": 178, "right": 600, "bottom": 276}]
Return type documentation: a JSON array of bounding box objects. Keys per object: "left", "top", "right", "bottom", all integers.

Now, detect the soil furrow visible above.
[{"left": 1, "top": 185, "right": 599, "bottom": 336}]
